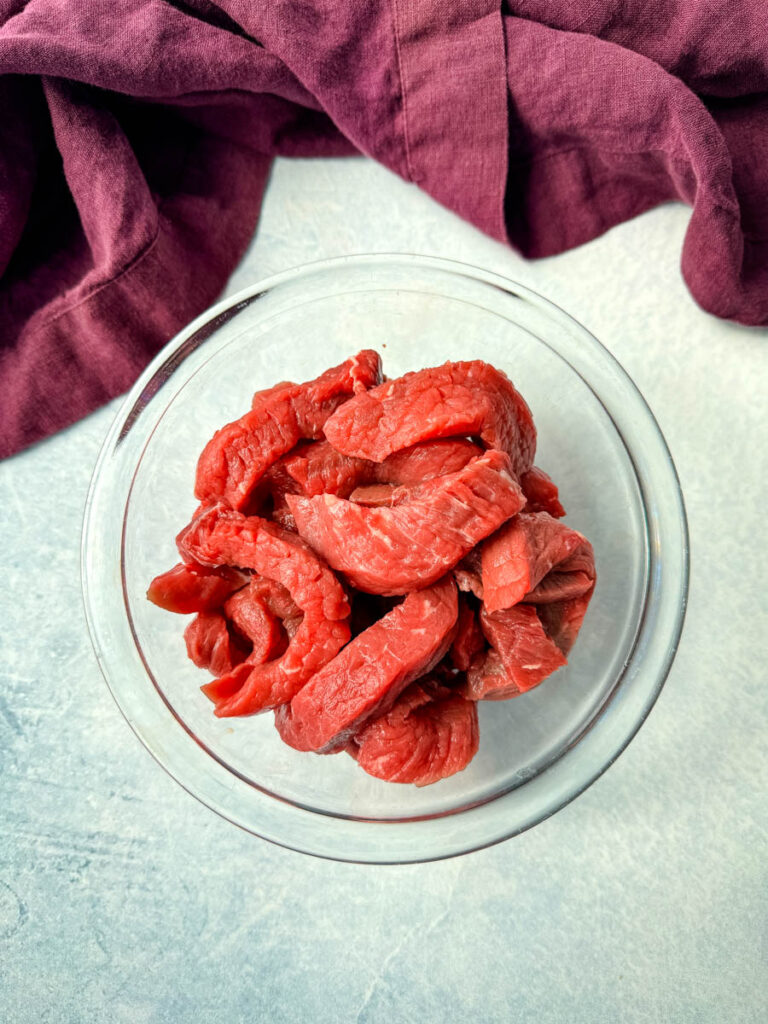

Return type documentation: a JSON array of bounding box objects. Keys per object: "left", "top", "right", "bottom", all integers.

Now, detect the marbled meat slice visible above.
[
  {"left": 323, "top": 360, "right": 536, "bottom": 478},
  {"left": 184, "top": 612, "right": 248, "bottom": 676},
  {"left": 194, "top": 350, "right": 382, "bottom": 509},
  {"left": 178, "top": 505, "right": 350, "bottom": 715},
  {"left": 349, "top": 680, "right": 479, "bottom": 786},
  {"left": 287, "top": 450, "right": 525, "bottom": 595},
  {"left": 520, "top": 467, "right": 566, "bottom": 518},
  {"left": 147, "top": 561, "right": 247, "bottom": 614},
  {"left": 450, "top": 597, "right": 486, "bottom": 671},
  {"left": 274, "top": 578, "right": 458, "bottom": 753},
  {"left": 464, "top": 604, "right": 566, "bottom": 700},
  {"left": 481, "top": 512, "right": 595, "bottom": 613}
]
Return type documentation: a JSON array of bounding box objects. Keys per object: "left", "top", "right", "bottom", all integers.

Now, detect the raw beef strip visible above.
[
  {"left": 274, "top": 578, "right": 458, "bottom": 753},
  {"left": 246, "top": 574, "right": 303, "bottom": 636},
  {"left": 349, "top": 681, "right": 479, "bottom": 786},
  {"left": 203, "top": 577, "right": 304, "bottom": 703},
  {"left": 523, "top": 568, "right": 595, "bottom": 605},
  {"left": 283, "top": 441, "right": 374, "bottom": 498},
  {"left": 375, "top": 439, "right": 483, "bottom": 485},
  {"left": 520, "top": 467, "right": 566, "bottom": 518},
  {"left": 241, "top": 446, "right": 308, "bottom": 524},
  {"left": 147, "top": 561, "right": 247, "bottom": 614},
  {"left": 283, "top": 438, "right": 481, "bottom": 502},
  {"left": 348, "top": 440, "right": 488, "bottom": 507},
  {"left": 250, "top": 381, "right": 295, "bottom": 409},
  {"left": 178, "top": 505, "right": 350, "bottom": 715},
  {"left": 260, "top": 452, "right": 305, "bottom": 498},
  {"left": 537, "top": 590, "right": 595, "bottom": 655},
  {"left": 324, "top": 361, "right": 536, "bottom": 478},
  {"left": 194, "top": 350, "right": 382, "bottom": 509},
  {"left": 184, "top": 612, "right": 248, "bottom": 677},
  {"left": 287, "top": 450, "right": 525, "bottom": 595},
  {"left": 464, "top": 605, "right": 566, "bottom": 701},
  {"left": 224, "top": 586, "right": 286, "bottom": 665},
  {"left": 481, "top": 512, "right": 595, "bottom": 613},
  {"left": 450, "top": 597, "right": 486, "bottom": 671}
]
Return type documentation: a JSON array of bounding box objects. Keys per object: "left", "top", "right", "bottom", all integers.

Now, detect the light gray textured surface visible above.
[{"left": 1, "top": 157, "right": 767, "bottom": 1023}]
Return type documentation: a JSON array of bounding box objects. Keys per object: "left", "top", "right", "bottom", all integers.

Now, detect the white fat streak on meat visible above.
[
  {"left": 349, "top": 353, "right": 363, "bottom": 392},
  {"left": 363, "top": 524, "right": 396, "bottom": 549}
]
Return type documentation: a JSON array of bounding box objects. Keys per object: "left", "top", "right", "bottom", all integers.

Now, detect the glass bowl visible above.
[{"left": 82, "top": 254, "right": 688, "bottom": 863}]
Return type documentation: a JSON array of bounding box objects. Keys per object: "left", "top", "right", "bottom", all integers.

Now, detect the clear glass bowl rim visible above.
[{"left": 81, "top": 253, "right": 690, "bottom": 864}]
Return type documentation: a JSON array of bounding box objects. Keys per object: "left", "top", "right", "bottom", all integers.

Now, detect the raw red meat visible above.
[
  {"left": 200, "top": 577, "right": 302, "bottom": 702},
  {"left": 537, "top": 590, "right": 595, "bottom": 655},
  {"left": 350, "top": 681, "right": 479, "bottom": 786},
  {"left": 283, "top": 437, "right": 482, "bottom": 503},
  {"left": 149, "top": 351, "right": 597, "bottom": 786},
  {"left": 223, "top": 585, "right": 286, "bottom": 665},
  {"left": 453, "top": 548, "right": 484, "bottom": 599},
  {"left": 323, "top": 361, "right": 536, "bottom": 478},
  {"left": 178, "top": 505, "right": 350, "bottom": 714},
  {"left": 178, "top": 506, "right": 348, "bottom": 620},
  {"left": 258, "top": 452, "right": 304, "bottom": 500},
  {"left": 250, "top": 381, "right": 295, "bottom": 409},
  {"left": 194, "top": 350, "right": 382, "bottom": 509},
  {"left": 450, "top": 597, "right": 485, "bottom": 671},
  {"left": 201, "top": 617, "right": 349, "bottom": 708},
  {"left": 147, "top": 561, "right": 247, "bottom": 614},
  {"left": 184, "top": 612, "right": 248, "bottom": 677},
  {"left": 463, "top": 604, "right": 567, "bottom": 700},
  {"left": 246, "top": 574, "right": 303, "bottom": 635},
  {"left": 346, "top": 441, "right": 485, "bottom": 507},
  {"left": 283, "top": 440, "right": 373, "bottom": 498},
  {"left": 520, "top": 467, "right": 566, "bottom": 518},
  {"left": 287, "top": 450, "right": 525, "bottom": 595},
  {"left": 274, "top": 578, "right": 458, "bottom": 753},
  {"left": 354, "top": 439, "right": 489, "bottom": 506},
  {"left": 524, "top": 568, "right": 595, "bottom": 605},
  {"left": 375, "top": 438, "right": 483, "bottom": 485},
  {"left": 481, "top": 512, "right": 595, "bottom": 613},
  {"left": 269, "top": 492, "right": 299, "bottom": 533}
]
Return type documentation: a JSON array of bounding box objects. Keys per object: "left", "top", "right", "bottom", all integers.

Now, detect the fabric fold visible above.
[{"left": 1, "top": 0, "right": 767, "bottom": 457}]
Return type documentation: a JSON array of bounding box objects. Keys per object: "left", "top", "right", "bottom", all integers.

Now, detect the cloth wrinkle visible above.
[{"left": 1, "top": 0, "right": 767, "bottom": 457}]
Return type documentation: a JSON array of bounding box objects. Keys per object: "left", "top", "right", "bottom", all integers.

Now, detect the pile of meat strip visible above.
[{"left": 148, "top": 351, "right": 595, "bottom": 786}]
